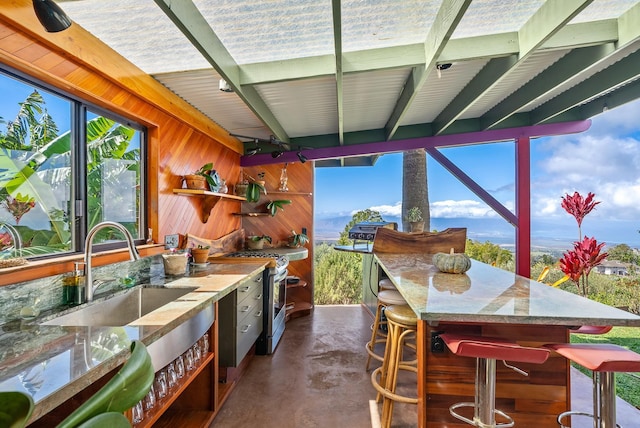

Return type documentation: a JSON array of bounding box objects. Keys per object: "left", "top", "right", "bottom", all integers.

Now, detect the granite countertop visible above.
[
  {"left": 0, "top": 259, "right": 268, "bottom": 422},
  {"left": 375, "top": 253, "right": 640, "bottom": 327}
]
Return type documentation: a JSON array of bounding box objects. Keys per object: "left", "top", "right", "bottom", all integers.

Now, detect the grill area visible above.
[{"left": 348, "top": 222, "right": 397, "bottom": 249}]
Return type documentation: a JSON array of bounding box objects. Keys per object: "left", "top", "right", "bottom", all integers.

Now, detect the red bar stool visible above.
[
  {"left": 365, "top": 289, "right": 408, "bottom": 370},
  {"left": 371, "top": 304, "right": 418, "bottom": 428},
  {"left": 545, "top": 343, "right": 640, "bottom": 428},
  {"left": 440, "top": 333, "right": 550, "bottom": 428}
]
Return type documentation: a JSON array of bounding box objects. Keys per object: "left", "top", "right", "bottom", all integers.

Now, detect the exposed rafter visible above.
[
  {"left": 152, "top": 0, "right": 289, "bottom": 143},
  {"left": 331, "top": 0, "right": 345, "bottom": 168},
  {"left": 431, "top": 0, "right": 594, "bottom": 136},
  {"left": 384, "top": 0, "right": 472, "bottom": 141}
]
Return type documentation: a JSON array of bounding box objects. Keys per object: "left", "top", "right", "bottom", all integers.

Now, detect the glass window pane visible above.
[
  {"left": 86, "top": 111, "right": 142, "bottom": 244},
  {"left": 0, "top": 75, "right": 73, "bottom": 257}
]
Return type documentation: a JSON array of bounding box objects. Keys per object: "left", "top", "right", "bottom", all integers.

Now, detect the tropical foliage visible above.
[
  {"left": 558, "top": 192, "right": 607, "bottom": 296},
  {"left": 0, "top": 90, "right": 140, "bottom": 257}
]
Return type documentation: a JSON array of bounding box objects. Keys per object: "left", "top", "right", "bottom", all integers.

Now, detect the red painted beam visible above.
[
  {"left": 515, "top": 137, "right": 531, "bottom": 278},
  {"left": 240, "top": 120, "right": 591, "bottom": 166}
]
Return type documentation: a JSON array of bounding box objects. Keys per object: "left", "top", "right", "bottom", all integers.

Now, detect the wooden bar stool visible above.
[
  {"left": 545, "top": 343, "right": 640, "bottom": 428},
  {"left": 365, "top": 289, "right": 408, "bottom": 370},
  {"left": 440, "top": 333, "right": 550, "bottom": 428},
  {"left": 371, "top": 304, "right": 418, "bottom": 428}
]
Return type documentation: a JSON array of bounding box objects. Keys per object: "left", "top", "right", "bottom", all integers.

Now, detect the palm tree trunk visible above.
[{"left": 402, "top": 149, "right": 429, "bottom": 232}]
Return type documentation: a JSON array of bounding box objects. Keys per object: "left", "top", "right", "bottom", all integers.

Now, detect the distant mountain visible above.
[{"left": 314, "top": 215, "right": 640, "bottom": 250}]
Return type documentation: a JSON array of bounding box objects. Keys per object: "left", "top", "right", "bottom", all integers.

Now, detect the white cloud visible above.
[
  {"left": 534, "top": 128, "right": 640, "bottom": 221},
  {"left": 351, "top": 202, "right": 402, "bottom": 217},
  {"left": 430, "top": 200, "right": 500, "bottom": 218}
]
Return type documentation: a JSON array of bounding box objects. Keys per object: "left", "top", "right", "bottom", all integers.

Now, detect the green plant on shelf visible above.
[
  {"left": 289, "top": 229, "right": 309, "bottom": 247},
  {"left": 266, "top": 199, "right": 291, "bottom": 216}
]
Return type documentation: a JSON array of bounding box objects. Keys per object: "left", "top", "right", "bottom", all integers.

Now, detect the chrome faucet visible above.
[
  {"left": 0, "top": 222, "right": 22, "bottom": 257},
  {"left": 84, "top": 221, "right": 140, "bottom": 302}
]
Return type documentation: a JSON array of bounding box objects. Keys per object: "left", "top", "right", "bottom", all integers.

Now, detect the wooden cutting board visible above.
[{"left": 165, "top": 274, "right": 247, "bottom": 292}]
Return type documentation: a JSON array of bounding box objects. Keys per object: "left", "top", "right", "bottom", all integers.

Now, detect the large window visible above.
[{"left": 0, "top": 70, "right": 145, "bottom": 259}]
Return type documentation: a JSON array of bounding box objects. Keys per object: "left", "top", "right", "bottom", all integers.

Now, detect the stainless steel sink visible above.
[{"left": 42, "top": 286, "right": 198, "bottom": 326}]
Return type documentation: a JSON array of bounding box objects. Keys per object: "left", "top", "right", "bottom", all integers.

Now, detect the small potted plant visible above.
[
  {"left": 266, "top": 199, "right": 291, "bottom": 216},
  {"left": 190, "top": 245, "right": 210, "bottom": 264},
  {"left": 183, "top": 162, "right": 219, "bottom": 191},
  {"left": 244, "top": 173, "right": 267, "bottom": 202},
  {"left": 247, "top": 235, "right": 272, "bottom": 250},
  {"left": 407, "top": 206, "right": 424, "bottom": 233},
  {"left": 288, "top": 229, "right": 309, "bottom": 248}
]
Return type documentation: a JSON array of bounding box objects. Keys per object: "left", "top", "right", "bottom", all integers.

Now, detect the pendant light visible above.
[{"left": 33, "top": 0, "right": 72, "bottom": 33}]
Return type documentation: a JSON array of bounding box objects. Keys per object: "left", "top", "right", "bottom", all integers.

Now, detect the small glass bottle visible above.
[{"left": 278, "top": 163, "right": 289, "bottom": 191}]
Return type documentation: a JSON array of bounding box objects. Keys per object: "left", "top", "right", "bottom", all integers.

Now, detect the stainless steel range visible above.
[{"left": 225, "top": 251, "right": 289, "bottom": 354}]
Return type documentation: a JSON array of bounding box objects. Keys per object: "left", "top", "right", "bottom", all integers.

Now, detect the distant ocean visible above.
[{"left": 314, "top": 215, "right": 640, "bottom": 251}]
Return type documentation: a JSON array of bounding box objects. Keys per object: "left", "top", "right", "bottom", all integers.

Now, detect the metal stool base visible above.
[
  {"left": 450, "top": 402, "right": 514, "bottom": 428},
  {"left": 558, "top": 411, "right": 621, "bottom": 428}
]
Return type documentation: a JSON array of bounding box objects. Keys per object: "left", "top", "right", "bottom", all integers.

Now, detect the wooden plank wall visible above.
[
  {"left": 425, "top": 323, "right": 569, "bottom": 427},
  {"left": 0, "top": 4, "right": 248, "bottom": 270},
  {"left": 242, "top": 163, "right": 314, "bottom": 316}
]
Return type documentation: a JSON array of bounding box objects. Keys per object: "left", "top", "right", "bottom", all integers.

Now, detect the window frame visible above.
[{"left": 0, "top": 66, "right": 148, "bottom": 258}]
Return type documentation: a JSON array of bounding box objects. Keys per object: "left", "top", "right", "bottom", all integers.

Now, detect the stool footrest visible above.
[
  {"left": 557, "top": 411, "right": 621, "bottom": 428},
  {"left": 450, "top": 402, "right": 514, "bottom": 428}
]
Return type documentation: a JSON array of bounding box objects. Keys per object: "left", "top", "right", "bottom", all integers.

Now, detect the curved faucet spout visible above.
[
  {"left": 0, "top": 222, "right": 22, "bottom": 257},
  {"left": 84, "top": 221, "right": 141, "bottom": 302}
]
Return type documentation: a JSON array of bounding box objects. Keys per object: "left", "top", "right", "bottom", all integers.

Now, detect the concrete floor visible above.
[{"left": 210, "top": 305, "right": 639, "bottom": 428}]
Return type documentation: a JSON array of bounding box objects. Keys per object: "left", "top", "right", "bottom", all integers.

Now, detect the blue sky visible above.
[{"left": 315, "top": 100, "right": 640, "bottom": 248}]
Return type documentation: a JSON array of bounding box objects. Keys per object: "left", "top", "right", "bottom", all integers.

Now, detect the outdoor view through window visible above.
[{"left": 0, "top": 71, "right": 144, "bottom": 259}]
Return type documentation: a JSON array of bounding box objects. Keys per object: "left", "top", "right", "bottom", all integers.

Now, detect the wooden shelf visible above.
[
  {"left": 286, "top": 280, "right": 307, "bottom": 289},
  {"left": 173, "top": 189, "right": 245, "bottom": 222},
  {"left": 173, "top": 188, "right": 246, "bottom": 200},
  {"left": 267, "top": 191, "right": 312, "bottom": 196},
  {"left": 232, "top": 212, "right": 269, "bottom": 217},
  {"left": 136, "top": 352, "right": 214, "bottom": 428}
]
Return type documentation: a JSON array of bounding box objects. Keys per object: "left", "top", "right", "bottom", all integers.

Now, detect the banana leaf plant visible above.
[{"left": 0, "top": 339, "right": 152, "bottom": 427}]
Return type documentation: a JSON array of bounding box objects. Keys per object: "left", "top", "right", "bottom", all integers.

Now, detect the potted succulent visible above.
[
  {"left": 266, "top": 199, "right": 291, "bottom": 216},
  {"left": 183, "top": 162, "right": 219, "bottom": 191},
  {"left": 407, "top": 206, "right": 424, "bottom": 233},
  {"left": 288, "top": 229, "right": 309, "bottom": 248},
  {"left": 247, "top": 235, "right": 272, "bottom": 250},
  {"left": 190, "top": 245, "right": 210, "bottom": 264}
]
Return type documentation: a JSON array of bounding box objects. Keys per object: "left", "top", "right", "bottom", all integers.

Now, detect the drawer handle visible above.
[
  {"left": 254, "top": 276, "right": 262, "bottom": 282},
  {"left": 240, "top": 305, "right": 250, "bottom": 312},
  {"left": 255, "top": 293, "right": 262, "bottom": 300},
  {"left": 254, "top": 310, "right": 263, "bottom": 317},
  {"left": 240, "top": 324, "right": 251, "bottom": 333},
  {"left": 239, "top": 286, "right": 250, "bottom": 292}
]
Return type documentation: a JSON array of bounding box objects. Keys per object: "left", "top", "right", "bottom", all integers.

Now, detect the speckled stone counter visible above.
[
  {"left": 375, "top": 253, "right": 640, "bottom": 326},
  {"left": 0, "top": 259, "right": 268, "bottom": 424},
  {"left": 374, "top": 253, "right": 640, "bottom": 428}
]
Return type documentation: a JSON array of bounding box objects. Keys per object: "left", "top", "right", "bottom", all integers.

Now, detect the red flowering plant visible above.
[
  {"left": 1, "top": 193, "right": 36, "bottom": 224},
  {"left": 558, "top": 192, "right": 607, "bottom": 296}
]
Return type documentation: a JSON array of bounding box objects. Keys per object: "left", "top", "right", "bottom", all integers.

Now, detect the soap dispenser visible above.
[{"left": 63, "top": 262, "right": 85, "bottom": 305}]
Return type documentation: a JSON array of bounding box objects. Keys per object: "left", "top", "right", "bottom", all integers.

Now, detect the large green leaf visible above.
[
  {"left": 0, "top": 391, "right": 34, "bottom": 428},
  {"left": 76, "top": 412, "right": 132, "bottom": 428},
  {"left": 57, "top": 340, "right": 154, "bottom": 428}
]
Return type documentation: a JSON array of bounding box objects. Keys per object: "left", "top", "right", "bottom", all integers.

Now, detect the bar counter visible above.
[{"left": 374, "top": 253, "right": 640, "bottom": 427}]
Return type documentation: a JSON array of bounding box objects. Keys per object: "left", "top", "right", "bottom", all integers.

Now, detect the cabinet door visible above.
[{"left": 362, "top": 253, "right": 378, "bottom": 315}]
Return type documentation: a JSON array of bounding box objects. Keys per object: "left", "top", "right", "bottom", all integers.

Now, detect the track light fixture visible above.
[
  {"left": 246, "top": 146, "right": 261, "bottom": 156},
  {"left": 296, "top": 151, "right": 307, "bottom": 163},
  {"left": 33, "top": 0, "right": 72, "bottom": 33},
  {"left": 271, "top": 150, "right": 283, "bottom": 158},
  {"left": 436, "top": 63, "right": 452, "bottom": 79}
]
